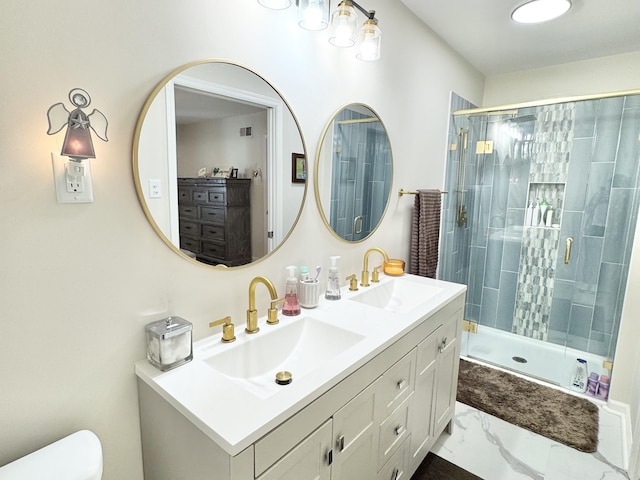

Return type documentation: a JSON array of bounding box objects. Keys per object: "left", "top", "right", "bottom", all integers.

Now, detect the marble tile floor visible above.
[{"left": 432, "top": 401, "right": 629, "bottom": 479}]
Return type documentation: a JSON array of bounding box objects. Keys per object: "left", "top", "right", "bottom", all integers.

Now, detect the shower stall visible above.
[{"left": 440, "top": 92, "right": 640, "bottom": 390}]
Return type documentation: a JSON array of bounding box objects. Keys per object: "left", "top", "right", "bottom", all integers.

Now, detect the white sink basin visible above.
[
  {"left": 349, "top": 278, "right": 443, "bottom": 314},
  {"left": 202, "top": 316, "right": 364, "bottom": 398}
]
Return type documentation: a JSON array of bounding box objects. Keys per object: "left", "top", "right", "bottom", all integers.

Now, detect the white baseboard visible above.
[{"left": 605, "top": 399, "right": 631, "bottom": 472}]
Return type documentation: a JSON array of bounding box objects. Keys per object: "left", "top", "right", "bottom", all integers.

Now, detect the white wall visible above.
[
  {"left": 0, "top": 1, "right": 483, "bottom": 479},
  {"left": 483, "top": 51, "right": 640, "bottom": 106}
]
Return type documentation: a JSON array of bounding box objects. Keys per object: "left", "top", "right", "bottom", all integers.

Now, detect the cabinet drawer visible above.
[
  {"left": 201, "top": 241, "right": 226, "bottom": 259},
  {"left": 377, "top": 350, "right": 415, "bottom": 419},
  {"left": 179, "top": 205, "right": 198, "bottom": 218},
  {"left": 192, "top": 189, "right": 209, "bottom": 203},
  {"left": 377, "top": 436, "right": 410, "bottom": 480},
  {"left": 179, "top": 221, "right": 200, "bottom": 236},
  {"left": 208, "top": 188, "right": 226, "bottom": 204},
  {"left": 178, "top": 187, "right": 190, "bottom": 202},
  {"left": 179, "top": 236, "right": 200, "bottom": 253},
  {"left": 201, "top": 207, "right": 225, "bottom": 223},
  {"left": 202, "top": 224, "right": 225, "bottom": 241},
  {"left": 378, "top": 394, "right": 412, "bottom": 470}
]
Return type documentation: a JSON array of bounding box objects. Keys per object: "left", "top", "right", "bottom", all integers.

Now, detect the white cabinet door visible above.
[
  {"left": 408, "top": 326, "right": 439, "bottom": 472},
  {"left": 433, "top": 314, "right": 459, "bottom": 435},
  {"left": 258, "top": 420, "right": 332, "bottom": 480},
  {"left": 332, "top": 381, "right": 378, "bottom": 480}
]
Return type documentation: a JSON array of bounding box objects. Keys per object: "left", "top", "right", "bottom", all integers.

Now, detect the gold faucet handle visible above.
[
  {"left": 209, "top": 316, "right": 236, "bottom": 343},
  {"left": 372, "top": 265, "right": 383, "bottom": 283},
  {"left": 346, "top": 274, "right": 359, "bottom": 291},
  {"left": 360, "top": 270, "right": 370, "bottom": 287},
  {"left": 268, "top": 298, "right": 285, "bottom": 325}
]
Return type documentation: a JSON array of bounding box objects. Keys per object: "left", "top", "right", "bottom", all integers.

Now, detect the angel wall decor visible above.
[{"left": 47, "top": 88, "right": 109, "bottom": 161}]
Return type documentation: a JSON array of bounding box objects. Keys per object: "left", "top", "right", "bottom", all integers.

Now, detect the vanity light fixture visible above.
[
  {"left": 298, "top": 0, "right": 330, "bottom": 30},
  {"left": 258, "top": 0, "right": 382, "bottom": 61},
  {"left": 330, "top": 0, "right": 381, "bottom": 61},
  {"left": 511, "top": 0, "right": 571, "bottom": 24},
  {"left": 258, "top": 0, "right": 291, "bottom": 9}
]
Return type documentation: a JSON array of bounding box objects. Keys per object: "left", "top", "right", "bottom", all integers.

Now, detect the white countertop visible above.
[{"left": 135, "top": 273, "right": 466, "bottom": 456}]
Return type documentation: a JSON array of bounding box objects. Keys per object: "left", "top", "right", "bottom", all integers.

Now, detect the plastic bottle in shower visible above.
[
  {"left": 525, "top": 203, "right": 534, "bottom": 226},
  {"left": 570, "top": 358, "right": 588, "bottom": 393},
  {"left": 282, "top": 266, "right": 301, "bottom": 316},
  {"left": 539, "top": 199, "right": 549, "bottom": 227},
  {"left": 325, "top": 256, "right": 342, "bottom": 300},
  {"left": 532, "top": 201, "right": 541, "bottom": 227}
]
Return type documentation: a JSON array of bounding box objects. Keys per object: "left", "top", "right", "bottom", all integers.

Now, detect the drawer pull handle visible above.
[
  {"left": 337, "top": 435, "right": 345, "bottom": 452},
  {"left": 394, "top": 425, "right": 405, "bottom": 436},
  {"left": 392, "top": 467, "right": 401, "bottom": 480},
  {"left": 326, "top": 448, "right": 333, "bottom": 466},
  {"left": 396, "top": 379, "right": 407, "bottom": 390},
  {"left": 438, "top": 337, "right": 448, "bottom": 353}
]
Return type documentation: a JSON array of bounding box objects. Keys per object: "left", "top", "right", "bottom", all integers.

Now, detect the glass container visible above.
[{"left": 145, "top": 316, "right": 193, "bottom": 371}]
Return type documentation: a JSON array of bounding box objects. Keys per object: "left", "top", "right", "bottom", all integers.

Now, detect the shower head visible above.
[{"left": 507, "top": 114, "right": 537, "bottom": 123}]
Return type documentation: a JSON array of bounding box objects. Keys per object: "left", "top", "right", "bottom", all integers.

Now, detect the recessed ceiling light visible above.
[{"left": 512, "top": 0, "right": 571, "bottom": 24}]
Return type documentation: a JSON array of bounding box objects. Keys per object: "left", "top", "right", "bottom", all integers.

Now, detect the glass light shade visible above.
[
  {"left": 356, "top": 19, "right": 381, "bottom": 61},
  {"left": 511, "top": 0, "right": 571, "bottom": 23},
  {"left": 258, "top": 0, "right": 291, "bottom": 10},
  {"left": 61, "top": 113, "right": 95, "bottom": 159},
  {"left": 329, "top": 1, "right": 357, "bottom": 47},
  {"left": 298, "top": 0, "right": 329, "bottom": 31}
]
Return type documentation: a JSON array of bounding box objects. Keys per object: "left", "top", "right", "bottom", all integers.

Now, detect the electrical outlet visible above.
[
  {"left": 149, "top": 179, "right": 162, "bottom": 198},
  {"left": 51, "top": 153, "right": 94, "bottom": 203}
]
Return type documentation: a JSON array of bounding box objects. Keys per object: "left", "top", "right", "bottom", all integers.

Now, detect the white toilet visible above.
[{"left": 0, "top": 430, "right": 103, "bottom": 480}]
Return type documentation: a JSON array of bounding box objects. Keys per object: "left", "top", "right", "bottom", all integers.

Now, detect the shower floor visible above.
[{"left": 461, "top": 325, "right": 609, "bottom": 394}]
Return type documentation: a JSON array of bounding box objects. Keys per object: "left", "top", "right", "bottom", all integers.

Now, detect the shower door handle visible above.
[
  {"left": 564, "top": 237, "right": 573, "bottom": 265},
  {"left": 353, "top": 216, "right": 363, "bottom": 235}
]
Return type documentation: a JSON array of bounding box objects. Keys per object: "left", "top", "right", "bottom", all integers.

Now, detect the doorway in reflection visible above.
[{"left": 329, "top": 107, "right": 392, "bottom": 241}]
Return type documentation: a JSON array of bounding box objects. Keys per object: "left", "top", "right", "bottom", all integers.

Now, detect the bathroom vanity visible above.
[{"left": 135, "top": 274, "right": 465, "bottom": 480}]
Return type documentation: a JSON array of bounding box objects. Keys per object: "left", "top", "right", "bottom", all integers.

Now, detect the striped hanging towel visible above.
[{"left": 410, "top": 189, "right": 441, "bottom": 278}]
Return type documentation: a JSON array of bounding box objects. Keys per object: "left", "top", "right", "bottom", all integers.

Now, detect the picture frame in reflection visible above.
[{"left": 292, "top": 153, "right": 306, "bottom": 183}]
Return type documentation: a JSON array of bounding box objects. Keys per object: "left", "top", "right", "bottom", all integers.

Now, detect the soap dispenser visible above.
[
  {"left": 325, "top": 256, "right": 341, "bottom": 300},
  {"left": 283, "top": 266, "right": 301, "bottom": 316}
]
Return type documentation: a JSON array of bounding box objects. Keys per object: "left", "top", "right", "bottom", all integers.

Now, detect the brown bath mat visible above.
[
  {"left": 411, "top": 452, "right": 482, "bottom": 480},
  {"left": 457, "top": 359, "right": 599, "bottom": 453}
]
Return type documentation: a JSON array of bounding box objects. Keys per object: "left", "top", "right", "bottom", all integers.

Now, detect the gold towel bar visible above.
[{"left": 398, "top": 189, "right": 448, "bottom": 197}]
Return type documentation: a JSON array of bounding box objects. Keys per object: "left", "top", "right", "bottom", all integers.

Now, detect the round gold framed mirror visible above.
[
  {"left": 133, "top": 60, "right": 307, "bottom": 268},
  {"left": 314, "top": 103, "right": 393, "bottom": 242}
]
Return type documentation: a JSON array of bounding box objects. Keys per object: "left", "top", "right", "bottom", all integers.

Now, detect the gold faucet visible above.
[
  {"left": 362, "top": 248, "right": 389, "bottom": 287},
  {"left": 346, "top": 274, "right": 359, "bottom": 291},
  {"left": 209, "top": 316, "right": 236, "bottom": 343},
  {"left": 247, "top": 276, "right": 278, "bottom": 334}
]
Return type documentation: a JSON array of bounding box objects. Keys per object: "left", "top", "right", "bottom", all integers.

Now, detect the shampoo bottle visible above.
[
  {"left": 532, "top": 201, "right": 541, "bottom": 227},
  {"left": 325, "top": 256, "right": 341, "bottom": 300},
  {"left": 539, "top": 199, "right": 549, "bottom": 227},
  {"left": 570, "top": 358, "right": 588, "bottom": 393},
  {"left": 525, "top": 203, "right": 534, "bottom": 226},
  {"left": 283, "top": 266, "right": 301, "bottom": 316}
]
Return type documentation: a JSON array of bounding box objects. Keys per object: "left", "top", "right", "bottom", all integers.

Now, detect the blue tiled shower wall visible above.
[
  {"left": 329, "top": 108, "right": 392, "bottom": 241},
  {"left": 440, "top": 92, "right": 640, "bottom": 360}
]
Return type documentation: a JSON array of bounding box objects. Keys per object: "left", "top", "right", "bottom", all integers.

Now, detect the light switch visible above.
[{"left": 149, "top": 179, "right": 162, "bottom": 199}]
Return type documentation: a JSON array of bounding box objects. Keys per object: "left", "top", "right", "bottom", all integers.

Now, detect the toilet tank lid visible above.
[{"left": 0, "top": 430, "right": 103, "bottom": 480}]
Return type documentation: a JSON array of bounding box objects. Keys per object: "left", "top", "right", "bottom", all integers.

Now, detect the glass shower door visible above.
[{"left": 442, "top": 94, "right": 640, "bottom": 389}]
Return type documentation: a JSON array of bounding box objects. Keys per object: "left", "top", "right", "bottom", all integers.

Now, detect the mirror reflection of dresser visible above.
[{"left": 177, "top": 177, "right": 251, "bottom": 266}]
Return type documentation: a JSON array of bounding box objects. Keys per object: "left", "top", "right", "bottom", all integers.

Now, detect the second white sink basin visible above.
[
  {"left": 202, "top": 316, "right": 364, "bottom": 398},
  {"left": 349, "top": 278, "right": 443, "bottom": 314}
]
